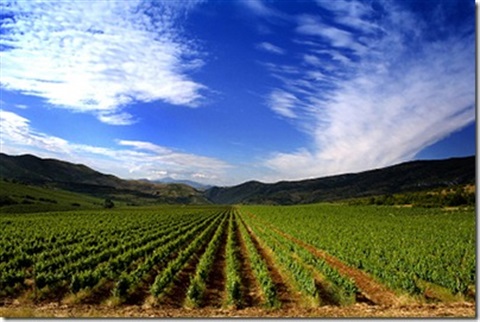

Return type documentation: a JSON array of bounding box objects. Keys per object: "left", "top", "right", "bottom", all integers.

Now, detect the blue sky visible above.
[{"left": 0, "top": 0, "right": 475, "bottom": 186}]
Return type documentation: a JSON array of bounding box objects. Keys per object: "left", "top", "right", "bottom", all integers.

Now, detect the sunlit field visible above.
[{"left": 1, "top": 204, "right": 475, "bottom": 317}]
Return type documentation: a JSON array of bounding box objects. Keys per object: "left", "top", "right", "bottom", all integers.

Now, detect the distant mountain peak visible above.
[{"left": 152, "top": 177, "right": 214, "bottom": 191}]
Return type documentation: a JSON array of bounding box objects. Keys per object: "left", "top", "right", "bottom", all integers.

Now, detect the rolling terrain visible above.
[{"left": 205, "top": 156, "right": 475, "bottom": 205}]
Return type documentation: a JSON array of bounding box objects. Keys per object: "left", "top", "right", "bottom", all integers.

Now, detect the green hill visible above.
[{"left": 0, "top": 180, "right": 107, "bottom": 213}]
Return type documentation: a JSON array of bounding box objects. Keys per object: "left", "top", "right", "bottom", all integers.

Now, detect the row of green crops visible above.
[
  {"left": 240, "top": 204, "right": 476, "bottom": 298},
  {"left": 224, "top": 212, "right": 243, "bottom": 307}
]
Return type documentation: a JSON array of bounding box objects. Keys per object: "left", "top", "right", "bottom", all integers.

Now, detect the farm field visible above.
[{"left": 0, "top": 204, "right": 475, "bottom": 318}]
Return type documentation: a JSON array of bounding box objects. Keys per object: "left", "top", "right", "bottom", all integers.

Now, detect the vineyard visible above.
[{"left": 0, "top": 204, "right": 475, "bottom": 317}]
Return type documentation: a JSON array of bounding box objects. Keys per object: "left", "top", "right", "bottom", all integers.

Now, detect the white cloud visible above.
[
  {"left": 313, "top": 49, "right": 351, "bottom": 65},
  {"left": 303, "top": 54, "right": 322, "bottom": 67},
  {"left": 261, "top": 2, "right": 475, "bottom": 182},
  {"left": 267, "top": 90, "right": 298, "bottom": 119},
  {"left": 0, "top": 0, "right": 206, "bottom": 125},
  {"left": 0, "top": 110, "right": 71, "bottom": 156},
  {"left": 0, "top": 110, "right": 232, "bottom": 185},
  {"left": 315, "top": 0, "right": 379, "bottom": 34},
  {"left": 98, "top": 112, "right": 136, "bottom": 126},
  {"left": 256, "top": 42, "right": 285, "bottom": 55},
  {"left": 117, "top": 140, "right": 172, "bottom": 155},
  {"left": 241, "top": 0, "right": 284, "bottom": 18},
  {"left": 296, "top": 15, "right": 367, "bottom": 55}
]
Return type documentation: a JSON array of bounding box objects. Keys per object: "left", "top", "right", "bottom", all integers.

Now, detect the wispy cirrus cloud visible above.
[
  {"left": 0, "top": 110, "right": 231, "bottom": 184},
  {"left": 0, "top": 0, "right": 206, "bottom": 125},
  {"left": 241, "top": 0, "right": 284, "bottom": 18},
  {"left": 267, "top": 90, "right": 298, "bottom": 119},
  {"left": 258, "top": 0, "right": 475, "bottom": 181},
  {"left": 296, "top": 16, "right": 365, "bottom": 54},
  {"left": 315, "top": 0, "right": 380, "bottom": 34},
  {"left": 256, "top": 42, "right": 285, "bottom": 55}
]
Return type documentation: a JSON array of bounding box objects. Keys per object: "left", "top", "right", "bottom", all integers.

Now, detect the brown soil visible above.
[{"left": 0, "top": 302, "right": 475, "bottom": 318}]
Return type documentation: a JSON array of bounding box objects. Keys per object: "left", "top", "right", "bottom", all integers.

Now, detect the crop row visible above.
[
  {"left": 241, "top": 211, "right": 321, "bottom": 306},
  {"left": 224, "top": 213, "right": 243, "bottom": 307}
]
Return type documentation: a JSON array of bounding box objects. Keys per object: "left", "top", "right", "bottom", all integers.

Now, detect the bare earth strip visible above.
[{"left": 0, "top": 302, "right": 474, "bottom": 318}]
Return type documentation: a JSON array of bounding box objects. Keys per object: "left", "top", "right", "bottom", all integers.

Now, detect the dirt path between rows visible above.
[{"left": 243, "top": 211, "right": 401, "bottom": 306}]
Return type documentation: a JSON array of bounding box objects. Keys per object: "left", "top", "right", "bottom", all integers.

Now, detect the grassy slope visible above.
[{"left": 0, "top": 180, "right": 109, "bottom": 213}]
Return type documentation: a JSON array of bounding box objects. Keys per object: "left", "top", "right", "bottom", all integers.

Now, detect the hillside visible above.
[
  {"left": 0, "top": 180, "right": 107, "bottom": 213},
  {"left": 0, "top": 153, "right": 209, "bottom": 205},
  {"left": 204, "top": 156, "right": 475, "bottom": 205}
]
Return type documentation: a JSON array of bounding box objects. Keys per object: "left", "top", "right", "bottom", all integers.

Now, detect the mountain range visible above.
[{"left": 0, "top": 153, "right": 475, "bottom": 206}]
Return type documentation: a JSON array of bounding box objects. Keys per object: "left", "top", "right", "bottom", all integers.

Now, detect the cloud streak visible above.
[
  {"left": 0, "top": 110, "right": 232, "bottom": 184},
  {"left": 256, "top": 42, "right": 285, "bottom": 55},
  {"left": 260, "top": 0, "right": 475, "bottom": 181},
  {"left": 0, "top": 0, "right": 206, "bottom": 125}
]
